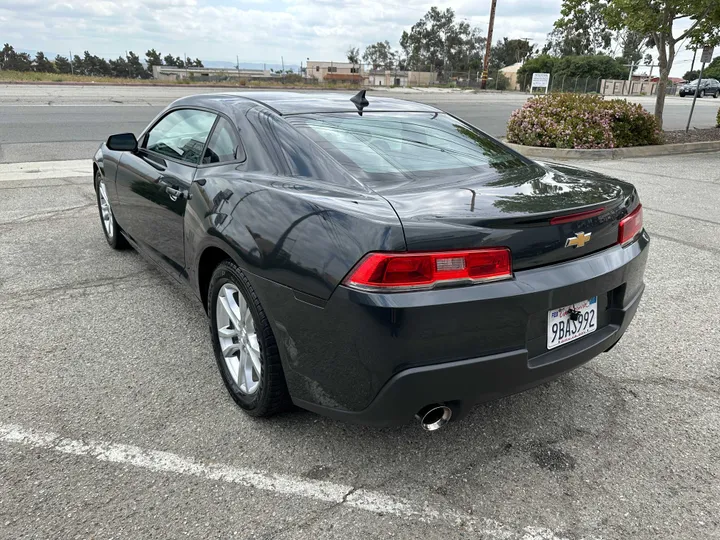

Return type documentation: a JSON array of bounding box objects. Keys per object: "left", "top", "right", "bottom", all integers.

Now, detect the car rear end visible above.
[{"left": 282, "top": 109, "right": 649, "bottom": 427}]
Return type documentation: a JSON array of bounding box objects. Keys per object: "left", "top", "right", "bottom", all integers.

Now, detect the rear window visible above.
[{"left": 286, "top": 112, "right": 528, "bottom": 180}]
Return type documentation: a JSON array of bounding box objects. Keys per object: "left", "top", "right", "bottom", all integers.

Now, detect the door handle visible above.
[
  {"left": 165, "top": 185, "right": 185, "bottom": 201},
  {"left": 159, "top": 177, "right": 190, "bottom": 201}
]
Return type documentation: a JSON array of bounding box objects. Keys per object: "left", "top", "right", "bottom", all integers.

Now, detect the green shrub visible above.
[
  {"left": 506, "top": 93, "right": 661, "bottom": 149},
  {"left": 717, "top": 106, "right": 720, "bottom": 127}
]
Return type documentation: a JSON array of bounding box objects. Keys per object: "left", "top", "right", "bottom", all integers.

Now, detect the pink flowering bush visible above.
[{"left": 506, "top": 94, "right": 661, "bottom": 149}]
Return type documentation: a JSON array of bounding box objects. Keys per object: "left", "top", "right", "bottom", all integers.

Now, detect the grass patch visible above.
[{"left": 0, "top": 70, "right": 363, "bottom": 89}]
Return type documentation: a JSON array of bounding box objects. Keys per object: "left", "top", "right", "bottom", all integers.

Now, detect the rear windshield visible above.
[{"left": 286, "top": 112, "right": 528, "bottom": 181}]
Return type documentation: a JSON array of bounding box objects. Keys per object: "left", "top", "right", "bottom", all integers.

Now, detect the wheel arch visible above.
[{"left": 195, "top": 240, "right": 246, "bottom": 313}]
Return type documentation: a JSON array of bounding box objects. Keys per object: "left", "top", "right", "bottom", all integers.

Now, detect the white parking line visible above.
[
  {"left": 0, "top": 422, "right": 574, "bottom": 540},
  {"left": 0, "top": 159, "right": 92, "bottom": 182}
]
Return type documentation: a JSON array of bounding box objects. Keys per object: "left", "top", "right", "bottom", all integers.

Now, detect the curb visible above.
[{"left": 503, "top": 139, "right": 720, "bottom": 160}]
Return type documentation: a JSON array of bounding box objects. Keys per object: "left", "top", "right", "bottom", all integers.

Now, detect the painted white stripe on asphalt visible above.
[
  {"left": 0, "top": 159, "right": 92, "bottom": 182},
  {"left": 0, "top": 423, "right": 576, "bottom": 539}
]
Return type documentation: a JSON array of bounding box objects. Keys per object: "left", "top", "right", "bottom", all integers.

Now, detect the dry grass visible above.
[{"left": 0, "top": 70, "right": 362, "bottom": 89}]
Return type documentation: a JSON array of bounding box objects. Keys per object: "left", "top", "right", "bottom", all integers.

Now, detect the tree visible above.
[
  {"left": 400, "top": 7, "right": 485, "bottom": 75},
  {"left": 544, "top": 1, "right": 613, "bottom": 56},
  {"left": 363, "top": 41, "right": 395, "bottom": 70},
  {"left": 191, "top": 58, "right": 203, "bottom": 68},
  {"left": 516, "top": 54, "right": 628, "bottom": 90},
  {"left": 617, "top": 30, "right": 653, "bottom": 66},
  {"left": 54, "top": 54, "right": 72, "bottom": 74},
  {"left": 490, "top": 38, "right": 537, "bottom": 69},
  {"left": 163, "top": 54, "right": 177, "bottom": 67},
  {"left": 145, "top": 49, "right": 163, "bottom": 76},
  {"left": 109, "top": 56, "right": 130, "bottom": 78},
  {"left": 34, "top": 51, "right": 56, "bottom": 73},
  {"left": 72, "top": 54, "right": 84, "bottom": 75},
  {"left": 559, "top": 0, "right": 720, "bottom": 128},
  {"left": 0, "top": 44, "right": 32, "bottom": 71},
  {"left": 701, "top": 56, "right": 720, "bottom": 79},
  {"left": 126, "top": 51, "right": 147, "bottom": 79},
  {"left": 346, "top": 46, "right": 360, "bottom": 73}
]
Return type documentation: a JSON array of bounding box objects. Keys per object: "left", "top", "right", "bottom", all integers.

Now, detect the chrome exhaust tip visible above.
[{"left": 416, "top": 404, "right": 452, "bottom": 431}]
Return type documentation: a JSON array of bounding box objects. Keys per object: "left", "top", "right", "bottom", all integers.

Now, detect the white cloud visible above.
[{"left": 0, "top": 0, "right": 695, "bottom": 75}]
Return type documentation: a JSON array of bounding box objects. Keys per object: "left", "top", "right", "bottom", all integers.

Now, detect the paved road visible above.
[{"left": 1, "top": 84, "right": 718, "bottom": 162}]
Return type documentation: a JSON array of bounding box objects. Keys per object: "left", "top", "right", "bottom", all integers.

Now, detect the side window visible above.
[
  {"left": 144, "top": 109, "right": 217, "bottom": 165},
  {"left": 202, "top": 117, "right": 244, "bottom": 164}
]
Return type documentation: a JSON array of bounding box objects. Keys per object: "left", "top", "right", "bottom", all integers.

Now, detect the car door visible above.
[{"left": 115, "top": 108, "right": 217, "bottom": 276}]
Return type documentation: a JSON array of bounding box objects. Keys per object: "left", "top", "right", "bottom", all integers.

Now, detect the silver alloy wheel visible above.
[
  {"left": 216, "top": 283, "right": 262, "bottom": 395},
  {"left": 98, "top": 181, "right": 114, "bottom": 238}
]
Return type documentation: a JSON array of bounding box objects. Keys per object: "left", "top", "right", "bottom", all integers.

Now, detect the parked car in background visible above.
[
  {"left": 679, "top": 78, "right": 720, "bottom": 98},
  {"left": 92, "top": 91, "right": 649, "bottom": 430}
]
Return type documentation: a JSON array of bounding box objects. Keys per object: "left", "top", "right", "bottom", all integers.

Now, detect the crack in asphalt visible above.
[
  {"left": 0, "top": 203, "right": 95, "bottom": 228},
  {"left": 648, "top": 231, "right": 720, "bottom": 256},
  {"left": 0, "top": 269, "right": 156, "bottom": 309}
]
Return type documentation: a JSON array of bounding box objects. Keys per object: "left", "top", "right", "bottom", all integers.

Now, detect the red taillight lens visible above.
[
  {"left": 344, "top": 248, "right": 512, "bottom": 291},
  {"left": 550, "top": 207, "right": 605, "bottom": 225},
  {"left": 618, "top": 204, "right": 643, "bottom": 246}
]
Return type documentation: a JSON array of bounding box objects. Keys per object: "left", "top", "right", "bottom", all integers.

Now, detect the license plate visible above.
[{"left": 547, "top": 297, "right": 597, "bottom": 350}]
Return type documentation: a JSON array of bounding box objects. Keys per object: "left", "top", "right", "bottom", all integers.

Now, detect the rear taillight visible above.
[
  {"left": 344, "top": 248, "right": 512, "bottom": 291},
  {"left": 618, "top": 204, "right": 643, "bottom": 246}
]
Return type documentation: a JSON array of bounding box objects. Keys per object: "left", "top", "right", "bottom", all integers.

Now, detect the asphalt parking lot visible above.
[{"left": 1, "top": 87, "right": 720, "bottom": 539}]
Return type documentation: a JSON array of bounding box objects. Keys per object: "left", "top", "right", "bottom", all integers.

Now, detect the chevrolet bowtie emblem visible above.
[{"left": 565, "top": 232, "right": 592, "bottom": 248}]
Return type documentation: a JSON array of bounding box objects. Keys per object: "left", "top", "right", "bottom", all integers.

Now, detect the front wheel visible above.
[
  {"left": 713, "top": 90, "right": 719, "bottom": 98},
  {"left": 95, "top": 172, "right": 128, "bottom": 250},
  {"left": 209, "top": 260, "right": 291, "bottom": 417},
  {"left": 679, "top": 92, "right": 685, "bottom": 97},
  {"left": 699, "top": 90, "right": 705, "bottom": 98}
]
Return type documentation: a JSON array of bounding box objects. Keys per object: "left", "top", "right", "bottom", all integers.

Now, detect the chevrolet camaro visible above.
[{"left": 93, "top": 91, "right": 649, "bottom": 430}]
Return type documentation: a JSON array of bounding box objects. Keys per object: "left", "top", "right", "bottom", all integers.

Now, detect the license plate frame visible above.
[{"left": 547, "top": 297, "right": 598, "bottom": 350}]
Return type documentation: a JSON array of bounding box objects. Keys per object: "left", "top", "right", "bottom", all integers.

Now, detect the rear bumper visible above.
[
  {"left": 294, "top": 282, "right": 643, "bottom": 426},
  {"left": 253, "top": 232, "right": 649, "bottom": 426}
]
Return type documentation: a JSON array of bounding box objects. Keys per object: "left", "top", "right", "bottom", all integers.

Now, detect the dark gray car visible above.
[{"left": 679, "top": 78, "right": 720, "bottom": 97}]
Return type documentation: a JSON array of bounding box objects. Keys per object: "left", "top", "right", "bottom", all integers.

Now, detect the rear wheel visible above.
[
  {"left": 95, "top": 171, "right": 128, "bottom": 250},
  {"left": 208, "top": 260, "right": 291, "bottom": 417}
]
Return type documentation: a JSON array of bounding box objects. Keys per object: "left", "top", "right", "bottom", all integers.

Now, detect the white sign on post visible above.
[
  {"left": 701, "top": 46, "right": 714, "bottom": 64},
  {"left": 531, "top": 72, "right": 551, "bottom": 94}
]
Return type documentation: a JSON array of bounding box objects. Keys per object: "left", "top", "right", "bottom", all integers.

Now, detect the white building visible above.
[
  {"left": 306, "top": 61, "right": 363, "bottom": 83},
  {"left": 366, "top": 70, "right": 437, "bottom": 87}
]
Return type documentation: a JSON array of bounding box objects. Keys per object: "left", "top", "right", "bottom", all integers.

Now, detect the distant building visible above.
[
  {"left": 499, "top": 62, "right": 524, "bottom": 90},
  {"left": 152, "top": 65, "right": 272, "bottom": 80},
  {"left": 366, "top": 69, "right": 437, "bottom": 87},
  {"left": 307, "top": 61, "right": 363, "bottom": 83}
]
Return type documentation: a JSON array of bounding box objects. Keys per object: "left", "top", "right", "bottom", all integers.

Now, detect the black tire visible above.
[
  {"left": 208, "top": 260, "right": 291, "bottom": 417},
  {"left": 94, "top": 171, "right": 129, "bottom": 250},
  {"left": 679, "top": 92, "right": 685, "bottom": 97},
  {"left": 699, "top": 90, "right": 705, "bottom": 98},
  {"left": 713, "top": 90, "right": 719, "bottom": 99}
]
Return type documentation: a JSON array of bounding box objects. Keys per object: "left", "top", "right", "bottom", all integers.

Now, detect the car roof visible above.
[{"left": 171, "top": 91, "right": 441, "bottom": 116}]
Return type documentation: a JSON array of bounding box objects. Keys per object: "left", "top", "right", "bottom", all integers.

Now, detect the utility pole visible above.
[
  {"left": 690, "top": 48, "right": 697, "bottom": 73},
  {"left": 480, "top": 0, "right": 498, "bottom": 89},
  {"left": 686, "top": 60, "right": 706, "bottom": 132},
  {"left": 69, "top": 50, "right": 73, "bottom": 75}
]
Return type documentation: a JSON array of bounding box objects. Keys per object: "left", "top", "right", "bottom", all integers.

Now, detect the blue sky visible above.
[{"left": 0, "top": 0, "right": 698, "bottom": 75}]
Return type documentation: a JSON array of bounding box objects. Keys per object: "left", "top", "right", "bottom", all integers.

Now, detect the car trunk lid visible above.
[{"left": 370, "top": 162, "right": 637, "bottom": 270}]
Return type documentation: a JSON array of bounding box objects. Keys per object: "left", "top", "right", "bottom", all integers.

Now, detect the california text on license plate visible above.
[{"left": 547, "top": 297, "right": 597, "bottom": 350}]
